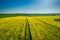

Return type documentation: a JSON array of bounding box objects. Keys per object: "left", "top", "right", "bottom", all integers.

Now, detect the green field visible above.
[{"left": 0, "top": 14, "right": 60, "bottom": 40}]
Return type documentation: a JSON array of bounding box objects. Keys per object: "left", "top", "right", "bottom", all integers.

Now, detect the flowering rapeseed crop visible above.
[{"left": 0, "top": 16, "right": 60, "bottom": 40}]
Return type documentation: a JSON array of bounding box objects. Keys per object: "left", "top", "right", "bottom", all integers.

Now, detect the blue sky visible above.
[{"left": 0, "top": 0, "right": 60, "bottom": 13}]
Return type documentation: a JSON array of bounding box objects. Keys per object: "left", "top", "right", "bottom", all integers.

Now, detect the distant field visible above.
[{"left": 0, "top": 14, "right": 60, "bottom": 40}]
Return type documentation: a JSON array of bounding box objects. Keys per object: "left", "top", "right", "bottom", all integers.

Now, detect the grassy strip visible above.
[
  {"left": 0, "top": 14, "right": 60, "bottom": 18},
  {"left": 25, "top": 18, "right": 32, "bottom": 40}
]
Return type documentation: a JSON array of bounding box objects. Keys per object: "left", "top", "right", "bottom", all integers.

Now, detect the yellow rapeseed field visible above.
[{"left": 0, "top": 16, "right": 60, "bottom": 40}]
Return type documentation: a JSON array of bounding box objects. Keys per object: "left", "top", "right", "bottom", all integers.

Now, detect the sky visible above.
[{"left": 0, "top": 0, "right": 60, "bottom": 13}]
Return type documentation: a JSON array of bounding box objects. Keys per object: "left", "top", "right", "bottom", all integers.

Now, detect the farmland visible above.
[{"left": 0, "top": 14, "right": 60, "bottom": 40}]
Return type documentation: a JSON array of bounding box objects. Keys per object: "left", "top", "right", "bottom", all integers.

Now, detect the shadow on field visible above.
[{"left": 54, "top": 18, "right": 60, "bottom": 22}]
